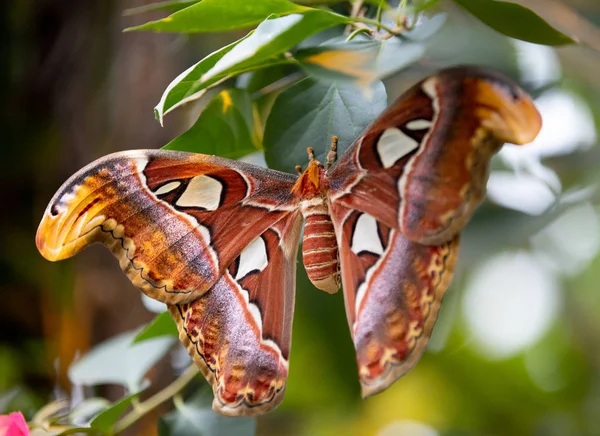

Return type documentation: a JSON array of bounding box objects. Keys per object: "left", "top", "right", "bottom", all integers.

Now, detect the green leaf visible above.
[
  {"left": 133, "top": 312, "right": 179, "bottom": 344},
  {"left": 295, "top": 38, "right": 425, "bottom": 84},
  {"left": 158, "top": 390, "right": 256, "bottom": 436},
  {"left": 125, "top": 0, "right": 309, "bottom": 33},
  {"left": 68, "top": 330, "right": 176, "bottom": 391},
  {"left": 164, "top": 89, "right": 259, "bottom": 157},
  {"left": 198, "top": 12, "right": 347, "bottom": 85},
  {"left": 454, "top": 0, "right": 577, "bottom": 46},
  {"left": 263, "top": 78, "right": 387, "bottom": 173},
  {"left": 154, "top": 34, "right": 253, "bottom": 124},
  {"left": 123, "top": 0, "right": 200, "bottom": 16},
  {"left": 236, "top": 64, "right": 299, "bottom": 94},
  {"left": 69, "top": 397, "right": 111, "bottom": 426},
  {"left": 90, "top": 392, "right": 139, "bottom": 433},
  {"left": 155, "top": 12, "right": 346, "bottom": 122}
]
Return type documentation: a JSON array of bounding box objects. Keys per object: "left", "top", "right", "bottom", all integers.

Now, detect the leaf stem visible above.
[
  {"left": 351, "top": 17, "right": 399, "bottom": 35},
  {"left": 375, "top": 0, "right": 384, "bottom": 31},
  {"left": 112, "top": 365, "right": 200, "bottom": 434},
  {"left": 349, "top": 16, "right": 406, "bottom": 39},
  {"left": 346, "top": 27, "right": 373, "bottom": 41}
]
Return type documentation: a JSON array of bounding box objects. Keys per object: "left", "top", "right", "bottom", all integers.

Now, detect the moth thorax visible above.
[{"left": 300, "top": 199, "right": 340, "bottom": 294}]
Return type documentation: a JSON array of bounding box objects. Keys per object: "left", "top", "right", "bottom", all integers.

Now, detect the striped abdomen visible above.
[{"left": 301, "top": 200, "right": 340, "bottom": 294}]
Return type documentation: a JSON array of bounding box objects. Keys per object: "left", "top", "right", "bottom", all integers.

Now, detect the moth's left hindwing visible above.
[{"left": 170, "top": 211, "right": 302, "bottom": 416}]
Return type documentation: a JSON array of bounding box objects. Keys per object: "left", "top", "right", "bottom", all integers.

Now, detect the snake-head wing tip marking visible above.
[{"left": 36, "top": 207, "right": 91, "bottom": 262}]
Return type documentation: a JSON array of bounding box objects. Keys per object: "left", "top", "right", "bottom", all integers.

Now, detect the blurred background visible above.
[{"left": 1, "top": 0, "right": 600, "bottom": 435}]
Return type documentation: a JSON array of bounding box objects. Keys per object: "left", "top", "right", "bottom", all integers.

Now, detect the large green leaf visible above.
[
  {"left": 263, "top": 78, "right": 387, "bottom": 173},
  {"left": 125, "top": 0, "right": 308, "bottom": 33},
  {"left": 198, "top": 12, "right": 347, "bottom": 84},
  {"left": 155, "top": 11, "right": 345, "bottom": 123},
  {"left": 158, "top": 391, "right": 255, "bottom": 436},
  {"left": 236, "top": 64, "right": 299, "bottom": 94},
  {"left": 154, "top": 34, "right": 253, "bottom": 123},
  {"left": 68, "top": 330, "right": 176, "bottom": 391},
  {"left": 133, "top": 311, "right": 179, "bottom": 344},
  {"left": 454, "top": 0, "right": 576, "bottom": 46},
  {"left": 163, "top": 89, "right": 258, "bottom": 158}
]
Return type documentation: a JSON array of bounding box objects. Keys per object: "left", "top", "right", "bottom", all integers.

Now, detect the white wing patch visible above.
[
  {"left": 421, "top": 77, "right": 440, "bottom": 113},
  {"left": 154, "top": 181, "right": 181, "bottom": 195},
  {"left": 351, "top": 213, "right": 384, "bottom": 256},
  {"left": 236, "top": 236, "right": 269, "bottom": 280},
  {"left": 176, "top": 175, "right": 223, "bottom": 210},
  {"left": 405, "top": 119, "right": 433, "bottom": 130},
  {"left": 376, "top": 128, "right": 419, "bottom": 169}
]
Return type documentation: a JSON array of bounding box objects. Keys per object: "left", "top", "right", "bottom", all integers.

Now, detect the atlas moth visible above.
[{"left": 36, "top": 66, "right": 542, "bottom": 416}]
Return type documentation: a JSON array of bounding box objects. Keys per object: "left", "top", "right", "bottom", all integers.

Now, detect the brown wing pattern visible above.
[
  {"left": 327, "top": 66, "right": 542, "bottom": 245},
  {"left": 329, "top": 202, "right": 458, "bottom": 396},
  {"left": 36, "top": 149, "right": 299, "bottom": 304},
  {"left": 169, "top": 212, "right": 302, "bottom": 415},
  {"left": 326, "top": 66, "right": 541, "bottom": 396},
  {"left": 35, "top": 66, "right": 543, "bottom": 416}
]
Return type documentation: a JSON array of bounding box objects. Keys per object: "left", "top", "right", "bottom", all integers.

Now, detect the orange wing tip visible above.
[
  {"left": 475, "top": 80, "right": 543, "bottom": 145},
  {"left": 35, "top": 218, "right": 87, "bottom": 262}
]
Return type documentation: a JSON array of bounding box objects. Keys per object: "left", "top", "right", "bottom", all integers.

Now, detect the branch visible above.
[{"left": 113, "top": 365, "right": 200, "bottom": 434}]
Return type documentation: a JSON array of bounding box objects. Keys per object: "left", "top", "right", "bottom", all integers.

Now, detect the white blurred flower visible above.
[{"left": 462, "top": 251, "right": 560, "bottom": 360}]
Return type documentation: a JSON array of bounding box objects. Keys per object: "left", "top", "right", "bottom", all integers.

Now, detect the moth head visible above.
[
  {"left": 291, "top": 147, "right": 325, "bottom": 196},
  {"left": 473, "top": 76, "right": 542, "bottom": 145}
]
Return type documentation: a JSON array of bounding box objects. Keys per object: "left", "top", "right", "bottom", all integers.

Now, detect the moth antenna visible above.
[
  {"left": 326, "top": 136, "right": 338, "bottom": 169},
  {"left": 295, "top": 165, "right": 302, "bottom": 175},
  {"left": 307, "top": 147, "right": 315, "bottom": 161}
]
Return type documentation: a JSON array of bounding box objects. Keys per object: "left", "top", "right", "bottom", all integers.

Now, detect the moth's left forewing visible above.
[
  {"left": 36, "top": 150, "right": 299, "bottom": 304},
  {"left": 329, "top": 202, "right": 458, "bottom": 397},
  {"left": 169, "top": 211, "right": 303, "bottom": 416}
]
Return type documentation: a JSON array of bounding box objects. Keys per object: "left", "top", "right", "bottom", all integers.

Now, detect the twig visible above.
[
  {"left": 375, "top": 1, "right": 384, "bottom": 32},
  {"left": 346, "top": 27, "right": 373, "bottom": 41},
  {"left": 112, "top": 365, "right": 200, "bottom": 434},
  {"left": 344, "top": 0, "right": 364, "bottom": 35},
  {"left": 349, "top": 16, "right": 406, "bottom": 39}
]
